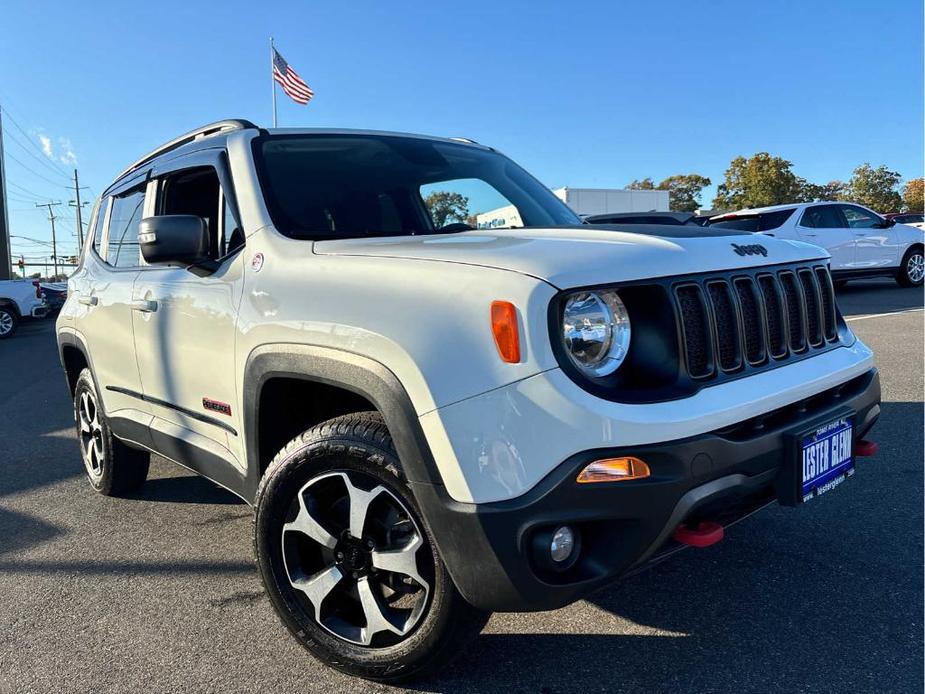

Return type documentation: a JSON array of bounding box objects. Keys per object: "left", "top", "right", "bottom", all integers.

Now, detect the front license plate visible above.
[{"left": 798, "top": 416, "right": 854, "bottom": 503}]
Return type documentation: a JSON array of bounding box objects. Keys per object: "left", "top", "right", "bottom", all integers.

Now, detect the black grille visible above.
[
  {"left": 758, "top": 274, "right": 787, "bottom": 358},
  {"left": 707, "top": 281, "right": 742, "bottom": 372},
  {"left": 814, "top": 267, "right": 838, "bottom": 341},
  {"left": 675, "top": 284, "right": 713, "bottom": 378},
  {"left": 734, "top": 277, "right": 766, "bottom": 364},
  {"left": 675, "top": 263, "right": 839, "bottom": 381},
  {"left": 779, "top": 271, "right": 807, "bottom": 353},
  {"left": 798, "top": 268, "right": 824, "bottom": 347}
]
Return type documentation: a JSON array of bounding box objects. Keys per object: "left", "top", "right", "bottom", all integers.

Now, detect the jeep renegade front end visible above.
[{"left": 56, "top": 120, "right": 880, "bottom": 682}]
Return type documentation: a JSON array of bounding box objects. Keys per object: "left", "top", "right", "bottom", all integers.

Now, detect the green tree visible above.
[
  {"left": 712, "top": 153, "right": 808, "bottom": 209},
  {"left": 801, "top": 180, "right": 846, "bottom": 202},
  {"left": 626, "top": 177, "right": 656, "bottom": 190},
  {"left": 657, "top": 174, "right": 712, "bottom": 212},
  {"left": 902, "top": 177, "right": 923, "bottom": 212},
  {"left": 424, "top": 191, "right": 470, "bottom": 228},
  {"left": 845, "top": 164, "right": 902, "bottom": 213}
]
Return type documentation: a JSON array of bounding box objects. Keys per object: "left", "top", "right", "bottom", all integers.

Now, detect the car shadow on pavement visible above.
[
  {"left": 413, "top": 399, "right": 924, "bottom": 694},
  {"left": 126, "top": 469, "right": 245, "bottom": 505}
]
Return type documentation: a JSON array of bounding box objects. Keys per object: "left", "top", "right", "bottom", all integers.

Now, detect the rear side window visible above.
[
  {"left": 800, "top": 205, "right": 843, "bottom": 229},
  {"left": 106, "top": 187, "right": 146, "bottom": 268},
  {"left": 709, "top": 208, "right": 795, "bottom": 232}
]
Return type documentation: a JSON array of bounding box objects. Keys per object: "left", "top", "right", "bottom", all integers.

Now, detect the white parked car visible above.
[
  {"left": 0, "top": 279, "right": 49, "bottom": 338},
  {"left": 886, "top": 212, "right": 925, "bottom": 230},
  {"left": 708, "top": 202, "right": 924, "bottom": 287},
  {"left": 56, "top": 120, "right": 881, "bottom": 682}
]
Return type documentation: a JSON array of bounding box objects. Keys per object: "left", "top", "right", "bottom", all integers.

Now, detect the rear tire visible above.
[
  {"left": 254, "top": 412, "right": 489, "bottom": 683},
  {"left": 896, "top": 246, "right": 924, "bottom": 287},
  {"left": 74, "top": 368, "right": 149, "bottom": 495},
  {"left": 0, "top": 305, "right": 18, "bottom": 339}
]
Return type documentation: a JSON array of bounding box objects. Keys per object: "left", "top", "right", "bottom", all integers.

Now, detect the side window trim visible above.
[{"left": 98, "top": 196, "right": 115, "bottom": 260}]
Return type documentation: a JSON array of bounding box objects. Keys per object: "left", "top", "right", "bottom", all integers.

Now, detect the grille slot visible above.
[
  {"left": 778, "top": 271, "right": 807, "bottom": 353},
  {"left": 733, "top": 277, "right": 766, "bottom": 364},
  {"left": 706, "top": 280, "right": 743, "bottom": 372},
  {"left": 758, "top": 274, "right": 788, "bottom": 359},
  {"left": 675, "top": 284, "right": 714, "bottom": 378},
  {"left": 814, "top": 267, "right": 838, "bottom": 341},
  {"left": 798, "top": 268, "right": 824, "bottom": 347}
]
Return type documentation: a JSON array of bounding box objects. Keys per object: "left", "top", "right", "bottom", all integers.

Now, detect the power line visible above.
[
  {"left": 0, "top": 103, "right": 71, "bottom": 178},
  {"left": 5, "top": 150, "right": 71, "bottom": 188},
  {"left": 3, "top": 127, "right": 73, "bottom": 183},
  {"left": 7, "top": 180, "right": 46, "bottom": 199}
]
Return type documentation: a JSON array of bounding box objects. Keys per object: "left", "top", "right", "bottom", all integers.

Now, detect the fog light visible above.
[
  {"left": 576, "top": 456, "right": 650, "bottom": 484},
  {"left": 550, "top": 526, "right": 575, "bottom": 563}
]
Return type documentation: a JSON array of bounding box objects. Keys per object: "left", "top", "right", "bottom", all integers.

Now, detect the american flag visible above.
[{"left": 272, "top": 48, "right": 314, "bottom": 105}]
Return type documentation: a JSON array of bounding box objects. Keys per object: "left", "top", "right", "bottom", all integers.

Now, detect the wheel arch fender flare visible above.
[{"left": 241, "top": 343, "right": 446, "bottom": 501}]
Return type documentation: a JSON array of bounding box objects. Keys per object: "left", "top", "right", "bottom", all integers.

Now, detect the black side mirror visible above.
[{"left": 139, "top": 215, "right": 215, "bottom": 274}]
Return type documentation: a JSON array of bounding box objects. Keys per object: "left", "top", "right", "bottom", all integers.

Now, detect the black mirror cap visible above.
[{"left": 139, "top": 215, "right": 209, "bottom": 266}]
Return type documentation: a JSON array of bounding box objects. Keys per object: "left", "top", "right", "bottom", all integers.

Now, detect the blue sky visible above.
[{"left": 2, "top": 0, "right": 922, "bottom": 262}]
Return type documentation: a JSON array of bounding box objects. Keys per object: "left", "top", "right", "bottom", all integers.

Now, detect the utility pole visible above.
[
  {"left": 69, "top": 169, "right": 88, "bottom": 248},
  {"left": 35, "top": 201, "right": 61, "bottom": 278},
  {"left": 0, "top": 107, "right": 11, "bottom": 280}
]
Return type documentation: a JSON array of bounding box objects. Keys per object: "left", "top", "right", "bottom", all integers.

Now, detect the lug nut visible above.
[
  {"left": 335, "top": 551, "right": 344, "bottom": 561},
  {"left": 366, "top": 540, "right": 375, "bottom": 549}
]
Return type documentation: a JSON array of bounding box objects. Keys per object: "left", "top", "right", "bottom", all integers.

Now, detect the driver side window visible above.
[
  {"left": 158, "top": 167, "right": 222, "bottom": 259},
  {"left": 839, "top": 205, "right": 882, "bottom": 229},
  {"left": 420, "top": 178, "right": 521, "bottom": 230}
]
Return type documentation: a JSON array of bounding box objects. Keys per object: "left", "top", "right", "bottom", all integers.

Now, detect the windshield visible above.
[{"left": 252, "top": 134, "right": 580, "bottom": 240}]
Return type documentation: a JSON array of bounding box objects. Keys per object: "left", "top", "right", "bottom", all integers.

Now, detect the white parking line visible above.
[{"left": 845, "top": 307, "right": 924, "bottom": 322}]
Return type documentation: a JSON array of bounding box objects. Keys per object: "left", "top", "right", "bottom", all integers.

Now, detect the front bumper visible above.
[{"left": 416, "top": 368, "right": 880, "bottom": 612}]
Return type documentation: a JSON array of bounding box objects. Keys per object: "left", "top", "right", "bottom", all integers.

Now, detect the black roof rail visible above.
[{"left": 114, "top": 119, "right": 258, "bottom": 181}]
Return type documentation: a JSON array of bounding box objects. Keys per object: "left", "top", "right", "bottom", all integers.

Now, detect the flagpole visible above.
[{"left": 270, "top": 37, "right": 278, "bottom": 127}]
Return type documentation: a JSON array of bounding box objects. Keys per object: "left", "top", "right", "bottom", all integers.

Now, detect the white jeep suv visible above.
[{"left": 56, "top": 120, "right": 881, "bottom": 682}]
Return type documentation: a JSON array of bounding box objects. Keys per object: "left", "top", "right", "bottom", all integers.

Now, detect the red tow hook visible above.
[
  {"left": 672, "top": 521, "right": 724, "bottom": 548},
  {"left": 854, "top": 440, "right": 878, "bottom": 457}
]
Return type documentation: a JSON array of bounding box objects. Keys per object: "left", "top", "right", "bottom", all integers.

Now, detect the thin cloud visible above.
[
  {"left": 38, "top": 135, "right": 53, "bottom": 158},
  {"left": 57, "top": 137, "right": 77, "bottom": 165},
  {"left": 34, "top": 130, "right": 78, "bottom": 166}
]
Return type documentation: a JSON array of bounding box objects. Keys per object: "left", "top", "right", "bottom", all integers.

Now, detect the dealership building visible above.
[{"left": 476, "top": 187, "right": 670, "bottom": 228}]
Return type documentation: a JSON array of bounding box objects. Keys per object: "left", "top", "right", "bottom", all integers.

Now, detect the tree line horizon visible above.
[{"left": 423, "top": 154, "right": 923, "bottom": 229}]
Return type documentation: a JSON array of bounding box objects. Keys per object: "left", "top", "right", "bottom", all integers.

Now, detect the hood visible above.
[{"left": 313, "top": 225, "right": 828, "bottom": 289}]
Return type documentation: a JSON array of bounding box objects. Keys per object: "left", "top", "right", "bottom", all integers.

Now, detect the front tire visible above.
[
  {"left": 254, "top": 412, "right": 489, "bottom": 682},
  {"left": 73, "top": 368, "right": 150, "bottom": 495},
  {"left": 0, "top": 305, "right": 18, "bottom": 339},
  {"left": 896, "top": 245, "right": 924, "bottom": 287}
]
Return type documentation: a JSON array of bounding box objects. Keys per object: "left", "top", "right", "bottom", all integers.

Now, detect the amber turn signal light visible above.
[
  {"left": 490, "top": 301, "right": 521, "bottom": 363},
  {"left": 576, "top": 456, "right": 650, "bottom": 483}
]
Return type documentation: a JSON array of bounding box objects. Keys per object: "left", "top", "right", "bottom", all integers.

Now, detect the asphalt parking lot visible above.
[{"left": 0, "top": 280, "right": 921, "bottom": 694}]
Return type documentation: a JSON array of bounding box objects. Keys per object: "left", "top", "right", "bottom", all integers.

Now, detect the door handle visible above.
[
  {"left": 77, "top": 295, "right": 98, "bottom": 306},
  {"left": 130, "top": 299, "right": 158, "bottom": 313}
]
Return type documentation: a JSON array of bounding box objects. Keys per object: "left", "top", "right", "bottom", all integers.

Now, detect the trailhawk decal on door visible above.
[{"left": 203, "top": 397, "right": 233, "bottom": 417}]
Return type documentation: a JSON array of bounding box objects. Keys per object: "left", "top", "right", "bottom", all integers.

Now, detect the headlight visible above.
[{"left": 561, "top": 290, "right": 631, "bottom": 377}]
